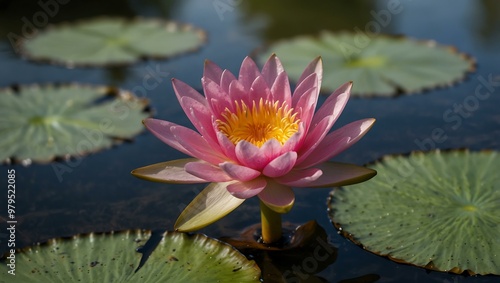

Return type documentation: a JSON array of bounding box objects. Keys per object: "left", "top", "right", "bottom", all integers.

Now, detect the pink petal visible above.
[
  {"left": 185, "top": 161, "right": 233, "bottom": 182},
  {"left": 235, "top": 141, "right": 265, "bottom": 168},
  {"left": 228, "top": 79, "right": 248, "bottom": 106},
  {"left": 143, "top": 118, "right": 192, "bottom": 157},
  {"left": 270, "top": 72, "right": 292, "bottom": 106},
  {"left": 292, "top": 73, "right": 318, "bottom": 107},
  {"left": 311, "top": 81, "right": 351, "bottom": 126},
  {"left": 227, "top": 178, "right": 267, "bottom": 199},
  {"left": 249, "top": 76, "right": 272, "bottom": 102},
  {"left": 202, "top": 77, "right": 226, "bottom": 101},
  {"left": 220, "top": 69, "right": 237, "bottom": 94},
  {"left": 259, "top": 138, "right": 282, "bottom": 159},
  {"left": 171, "top": 126, "right": 226, "bottom": 164},
  {"left": 235, "top": 140, "right": 280, "bottom": 170},
  {"left": 261, "top": 54, "right": 284, "bottom": 87},
  {"left": 298, "top": 162, "right": 377, "bottom": 188},
  {"left": 180, "top": 96, "right": 218, "bottom": 146},
  {"left": 209, "top": 97, "right": 228, "bottom": 121},
  {"left": 282, "top": 123, "right": 305, "bottom": 153},
  {"left": 202, "top": 78, "right": 231, "bottom": 118},
  {"left": 298, "top": 118, "right": 376, "bottom": 168},
  {"left": 203, "top": 59, "right": 224, "bottom": 84},
  {"left": 263, "top": 151, "right": 297, "bottom": 178},
  {"left": 294, "top": 86, "right": 319, "bottom": 131},
  {"left": 258, "top": 181, "right": 295, "bottom": 213},
  {"left": 296, "top": 115, "right": 335, "bottom": 164},
  {"left": 220, "top": 162, "right": 261, "bottom": 181},
  {"left": 297, "top": 56, "right": 322, "bottom": 89},
  {"left": 216, "top": 131, "right": 238, "bottom": 161},
  {"left": 172, "top": 78, "right": 207, "bottom": 106},
  {"left": 239, "top": 56, "right": 262, "bottom": 91},
  {"left": 275, "top": 167, "right": 322, "bottom": 187}
]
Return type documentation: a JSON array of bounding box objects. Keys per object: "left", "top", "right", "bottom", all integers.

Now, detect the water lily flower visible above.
[{"left": 132, "top": 55, "right": 376, "bottom": 243}]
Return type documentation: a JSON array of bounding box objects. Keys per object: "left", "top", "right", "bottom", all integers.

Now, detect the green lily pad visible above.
[
  {"left": 328, "top": 150, "right": 500, "bottom": 275},
  {"left": 258, "top": 32, "right": 475, "bottom": 97},
  {"left": 0, "top": 84, "right": 150, "bottom": 164},
  {"left": 0, "top": 230, "right": 261, "bottom": 282},
  {"left": 19, "top": 17, "right": 206, "bottom": 66}
]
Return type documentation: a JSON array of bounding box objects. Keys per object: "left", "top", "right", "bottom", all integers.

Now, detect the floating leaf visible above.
[
  {"left": 328, "top": 150, "right": 500, "bottom": 275},
  {"left": 0, "top": 84, "right": 150, "bottom": 164},
  {"left": 19, "top": 17, "right": 206, "bottom": 66},
  {"left": 258, "top": 32, "right": 475, "bottom": 97},
  {"left": 0, "top": 230, "right": 261, "bottom": 282}
]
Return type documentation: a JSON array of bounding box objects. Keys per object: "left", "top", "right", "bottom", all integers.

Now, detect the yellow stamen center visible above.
[{"left": 217, "top": 99, "right": 300, "bottom": 147}]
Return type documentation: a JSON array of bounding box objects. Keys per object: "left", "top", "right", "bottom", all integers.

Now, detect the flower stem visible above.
[{"left": 260, "top": 201, "right": 282, "bottom": 244}]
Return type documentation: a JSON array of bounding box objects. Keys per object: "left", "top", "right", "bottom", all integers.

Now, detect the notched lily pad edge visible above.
[
  {"left": 349, "top": 147, "right": 494, "bottom": 168},
  {"left": 14, "top": 16, "right": 208, "bottom": 68},
  {"left": 254, "top": 31, "right": 476, "bottom": 98},
  {"left": 0, "top": 229, "right": 151, "bottom": 259},
  {"left": 0, "top": 83, "right": 152, "bottom": 165},
  {"left": 0, "top": 229, "right": 261, "bottom": 281},
  {"left": 327, "top": 148, "right": 499, "bottom": 276}
]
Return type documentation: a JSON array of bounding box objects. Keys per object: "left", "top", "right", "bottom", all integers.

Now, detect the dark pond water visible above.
[{"left": 1, "top": 0, "right": 500, "bottom": 282}]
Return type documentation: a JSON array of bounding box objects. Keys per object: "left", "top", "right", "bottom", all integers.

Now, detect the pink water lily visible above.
[{"left": 132, "top": 55, "right": 376, "bottom": 238}]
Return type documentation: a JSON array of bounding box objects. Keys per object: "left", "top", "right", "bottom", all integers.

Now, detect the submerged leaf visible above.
[
  {"left": 329, "top": 150, "right": 500, "bottom": 275},
  {"left": 19, "top": 17, "right": 206, "bottom": 67},
  {"left": 0, "top": 230, "right": 261, "bottom": 282},
  {"left": 258, "top": 32, "right": 475, "bottom": 97},
  {"left": 0, "top": 84, "right": 150, "bottom": 164},
  {"left": 222, "top": 221, "right": 337, "bottom": 282}
]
